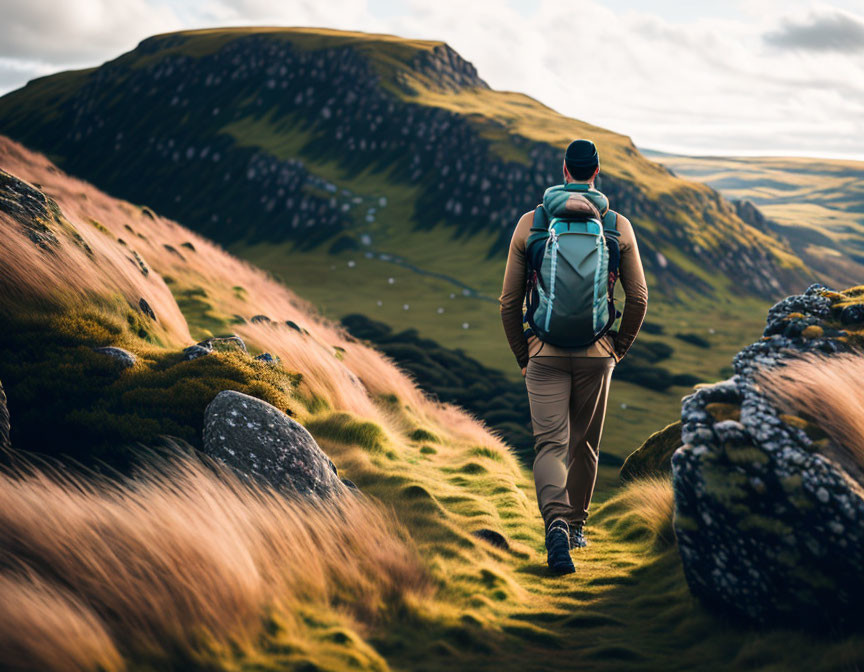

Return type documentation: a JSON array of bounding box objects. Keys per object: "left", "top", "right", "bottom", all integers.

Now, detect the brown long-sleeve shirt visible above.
[{"left": 499, "top": 207, "right": 648, "bottom": 369}]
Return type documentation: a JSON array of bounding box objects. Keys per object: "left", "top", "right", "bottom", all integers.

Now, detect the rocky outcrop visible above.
[
  {"left": 672, "top": 284, "right": 864, "bottom": 626},
  {"left": 0, "top": 169, "right": 91, "bottom": 254},
  {"left": 0, "top": 380, "right": 10, "bottom": 451},
  {"left": 620, "top": 421, "right": 682, "bottom": 481},
  {"left": 202, "top": 390, "right": 344, "bottom": 498},
  {"left": 138, "top": 297, "right": 156, "bottom": 320},
  {"left": 399, "top": 43, "right": 489, "bottom": 93}
]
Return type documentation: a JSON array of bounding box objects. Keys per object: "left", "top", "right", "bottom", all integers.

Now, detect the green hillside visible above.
[
  {"left": 646, "top": 150, "right": 864, "bottom": 288},
  {"left": 0, "top": 27, "right": 821, "bottom": 453}
]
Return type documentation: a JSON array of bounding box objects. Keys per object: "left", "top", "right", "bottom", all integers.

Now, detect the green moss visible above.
[
  {"left": 469, "top": 446, "right": 505, "bottom": 462},
  {"left": 408, "top": 427, "right": 439, "bottom": 443},
  {"left": 0, "top": 303, "right": 299, "bottom": 470},
  {"left": 739, "top": 514, "right": 793, "bottom": 537},
  {"left": 171, "top": 285, "right": 237, "bottom": 339},
  {"left": 703, "top": 469, "right": 747, "bottom": 502},
  {"left": 305, "top": 412, "right": 386, "bottom": 451},
  {"left": 724, "top": 445, "right": 769, "bottom": 465}
]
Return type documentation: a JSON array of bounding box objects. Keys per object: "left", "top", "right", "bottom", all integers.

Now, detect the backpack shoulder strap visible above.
[
  {"left": 526, "top": 205, "right": 550, "bottom": 262},
  {"left": 602, "top": 209, "right": 620, "bottom": 237},
  {"left": 530, "top": 204, "right": 549, "bottom": 232}
]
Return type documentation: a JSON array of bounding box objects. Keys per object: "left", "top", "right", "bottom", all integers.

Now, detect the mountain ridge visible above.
[{"left": 0, "top": 26, "right": 811, "bottom": 301}]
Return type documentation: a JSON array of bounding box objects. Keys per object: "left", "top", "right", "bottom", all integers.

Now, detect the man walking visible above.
[{"left": 499, "top": 139, "right": 648, "bottom": 574}]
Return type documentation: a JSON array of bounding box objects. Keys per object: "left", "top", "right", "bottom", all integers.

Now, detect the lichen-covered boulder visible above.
[
  {"left": 183, "top": 335, "right": 247, "bottom": 361},
  {"left": 207, "top": 335, "right": 247, "bottom": 353},
  {"left": 672, "top": 284, "right": 864, "bottom": 626},
  {"left": 620, "top": 420, "right": 682, "bottom": 481},
  {"left": 183, "top": 343, "right": 212, "bottom": 360},
  {"left": 0, "top": 380, "right": 10, "bottom": 450},
  {"left": 202, "top": 390, "right": 344, "bottom": 498}
]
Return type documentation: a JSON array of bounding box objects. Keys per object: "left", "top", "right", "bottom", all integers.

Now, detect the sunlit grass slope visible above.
[
  {"left": 3, "top": 138, "right": 864, "bottom": 671},
  {"left": 648, "top": 150, "right": 864, "bottom": 287}
]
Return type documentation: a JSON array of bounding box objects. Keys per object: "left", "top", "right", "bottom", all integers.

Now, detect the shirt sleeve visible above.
[
  {"left": 613, "top": 215, "right": 648, "bottom": 359},
  {"left": 499, "top": 212, "right": 532, "bottom": 369}
]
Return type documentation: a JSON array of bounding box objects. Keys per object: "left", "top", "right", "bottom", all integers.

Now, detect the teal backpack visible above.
[{"left": 525, "top": 183, "right": 621, "bottom": 348}]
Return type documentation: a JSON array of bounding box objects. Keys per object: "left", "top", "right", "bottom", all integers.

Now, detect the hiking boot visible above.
[
  {"left": 569, "top": 522, "right": 588, "bottom": 549},
  {"left": 545, "top": 520, "right": 575, "bottom": 575}
]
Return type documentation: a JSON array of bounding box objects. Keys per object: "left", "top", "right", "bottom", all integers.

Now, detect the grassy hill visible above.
[
  {"left": 0, "top": 26, "right": 820, "bottom": 455},
  {"left": 645, "top": 150, "right": 864, "bottom": 288},
  {"left": 2, "top": 132, "right": 863, "bottom": 672}
]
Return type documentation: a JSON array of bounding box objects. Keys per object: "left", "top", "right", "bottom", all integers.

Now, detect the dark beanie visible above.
[{"left": 564, "top": 139, "right": 599, "bottom": 176}]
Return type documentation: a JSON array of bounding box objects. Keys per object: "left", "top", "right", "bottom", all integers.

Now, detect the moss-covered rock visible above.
[
  {"left": 619, "top": 421, "right": 682, "bottom": 481},
  {"left": 0, "top": 306, "right": 300, "bottom": 471},
  {"left": 203, "top": 390, "right": 344, "bottom": 497},
  {"left": 673, "top": 283, "right": 864, "bottom": 627}
]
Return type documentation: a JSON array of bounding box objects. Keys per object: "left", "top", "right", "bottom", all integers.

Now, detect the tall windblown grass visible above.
[
  {"left": 594, "top": 475, "right": 676, "bottom": 547},
  {"left": 0, "top": 135, "right": 515, "bottom": 468},
  {"left": 0, "top": 451, "right": 430, "bottom": 671},
  {"left": 759, "top": 352, "right": 864, "bottom": 485}
]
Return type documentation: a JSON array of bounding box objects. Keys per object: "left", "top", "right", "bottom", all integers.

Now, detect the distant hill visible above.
[
  {"left": 0, "top": 27, "right": 822, "bottom": 417},
  {"left": 644, "top": 150, "right": 864, "bottom": 288},
  {"left": 0, "top": 27, "right": 810, "bottom": 299}
]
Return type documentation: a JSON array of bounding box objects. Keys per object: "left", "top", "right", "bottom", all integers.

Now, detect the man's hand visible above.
[{"left": 521, "top": 366, "right": 527, "bottom": 377}]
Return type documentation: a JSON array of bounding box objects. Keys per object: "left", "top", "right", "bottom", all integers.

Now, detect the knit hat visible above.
[{"left": 564, "top": 139, "right": 599, "bottom": 177}]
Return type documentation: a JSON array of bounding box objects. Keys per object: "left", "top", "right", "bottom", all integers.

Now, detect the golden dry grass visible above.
[
  {"left": 594, "top": 475, "right": 676, "bottom": 547},
  {"left": 759, "top": 352, "right": 864, "bottom": 485},
  {"left": 0, "top": 452, "right": 429, "bottom": 670},
  {"left": 0, "top": 135, "right": 511, "bottom": 459}
]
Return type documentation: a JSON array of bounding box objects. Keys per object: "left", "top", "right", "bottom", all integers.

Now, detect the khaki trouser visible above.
[{"left": 526, "top": 356, "right": 615, "bottom": 528}]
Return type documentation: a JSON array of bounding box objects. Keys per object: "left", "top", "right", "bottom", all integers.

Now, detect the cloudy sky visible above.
[{"left": 2, "top": 0, "right": 863, "bottom": 158}]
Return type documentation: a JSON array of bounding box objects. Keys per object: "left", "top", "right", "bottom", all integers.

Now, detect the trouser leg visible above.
[
  {"left": 525, "top": 357, "right": 573, "bottom": 527},
  {"left": 566, "top": 357, "right": 615, "bottom": 525}
]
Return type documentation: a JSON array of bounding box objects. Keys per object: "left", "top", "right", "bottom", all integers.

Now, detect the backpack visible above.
[{"left": 524, "top": 183, "right": 621, "bottom": 348}]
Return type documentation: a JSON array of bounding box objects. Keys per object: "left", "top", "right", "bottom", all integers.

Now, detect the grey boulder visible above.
[
  {"left": 183, "top": 335, "right": 247, "bottom": 361},
  {"left": 672, "top": 284, "right": 864, "bottom": 627},
  {"left": 202, "top": 390, "right": 344, "bottom": 498},
  {"left": 92, "top": 346, "right": 137, "bottom": 369}
]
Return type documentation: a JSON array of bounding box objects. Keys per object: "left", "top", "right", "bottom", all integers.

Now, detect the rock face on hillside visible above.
[
  {"left": 399, "top": 43, "right": 489, "bottom": 93},
  {"left": 672, "top": 284, "right": 864, "bottom": 626},
  {"left": 202, "top": 390, "right": 344, "bottom": 498},
  {"left": 0, "top": 169, "right": 90, "bottom": 254}
]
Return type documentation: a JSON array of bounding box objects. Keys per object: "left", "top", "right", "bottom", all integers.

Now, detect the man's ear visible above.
[
  {"left": 590, "top": 165, "right": 600, "bottom": 183},
  {"left": 562, "top": 161, "right": 571, "bottom": 182}
]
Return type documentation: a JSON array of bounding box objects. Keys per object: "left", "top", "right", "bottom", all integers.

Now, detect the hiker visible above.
[{"left": 499, "top": 139, "right": 648, "bottom": 574}]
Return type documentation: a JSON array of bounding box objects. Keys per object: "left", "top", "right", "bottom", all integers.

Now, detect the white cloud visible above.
[
  {"left": 0, "top": 0, "right": 861, "bottom": 158},
  {"left": 0, "top": 0, "right": 181, "bottom": 63}
]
